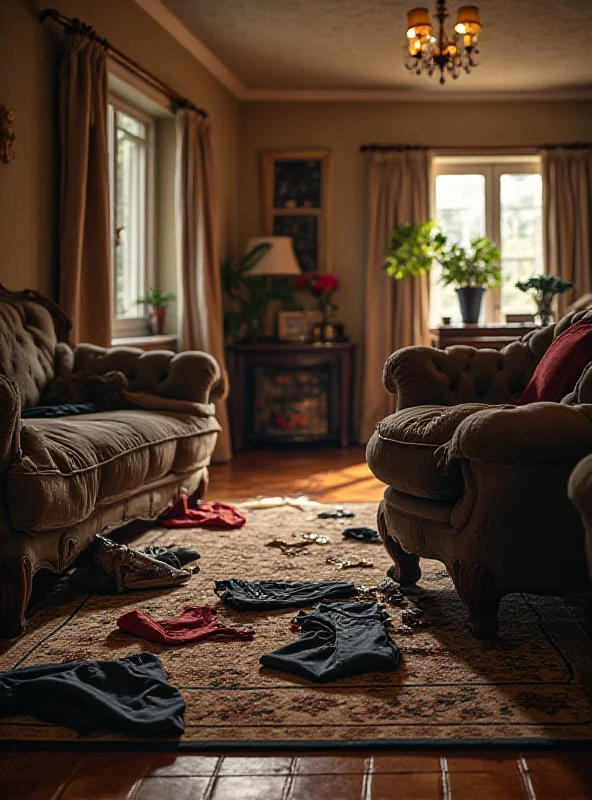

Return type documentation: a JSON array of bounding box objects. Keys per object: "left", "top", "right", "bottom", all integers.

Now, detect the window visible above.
[
  {"left": 107, "top": 96, "right": 154, "bottom": 335},
  {"left": 430, "top": 157, "right": 543, "bottom": 326}
]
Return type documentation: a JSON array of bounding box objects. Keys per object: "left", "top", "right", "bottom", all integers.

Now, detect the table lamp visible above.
[{"left": 244, "top": 236, "right": 301, "bottom": 276}]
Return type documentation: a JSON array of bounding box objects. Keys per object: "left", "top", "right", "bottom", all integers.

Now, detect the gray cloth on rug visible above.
[
  {"left": 260, "top": 602, "right": 401, "bottom": 682},
  {"left": 0, "top": 653, "right": 185, "bottom": 736}
]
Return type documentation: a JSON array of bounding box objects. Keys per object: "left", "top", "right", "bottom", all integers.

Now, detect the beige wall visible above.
[
  {"left": 0, "top": 0, "right": 239, "bottom": 297},
  {"left": 238, "top": 100, "right": 592, "bottom": 357}
]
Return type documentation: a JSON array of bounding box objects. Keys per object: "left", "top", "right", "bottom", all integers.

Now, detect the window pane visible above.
[
  {"left": 499, "top": 173, "right": 543, "bottom": 317},
  {"left": 117, "top": 110, "right": 146, "bottom": 139},
  {"left": 431, "top": 174, "right": 486, "bottom": 325},
  {"left": 114, "top": 120, "right": 147, "bottom": 319}
]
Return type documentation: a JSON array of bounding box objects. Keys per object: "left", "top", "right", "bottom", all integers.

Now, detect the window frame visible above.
[
  {"left": 107, "top": 93, "right": 156, "bottom": 338},
  {"left": 430, "top": 155, "right": 542, "bottom": 324}
]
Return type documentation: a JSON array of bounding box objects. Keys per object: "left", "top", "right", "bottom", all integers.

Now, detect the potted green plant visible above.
[
  {"left": 384, "top": 223, "right": 501, "bottom": 324},
  {"left": 384, "top": 221, "right": 447, "bottom": 279},
  {"left": 439, "top": 237, "right": 501, "bottom": 324},
  {"left": 137, "top": 288, "right": 176, "bottom": 335},
  {"left": 221, "top": 244, "right": 297, "bottom": 341},
  {"left": 515, "top": 275, "right": 574, "bottom": 326}
]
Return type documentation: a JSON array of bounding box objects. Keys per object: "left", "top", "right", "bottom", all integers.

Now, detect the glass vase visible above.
[{"left": 535, "top": 295, "right": 554, "bottom": 327}]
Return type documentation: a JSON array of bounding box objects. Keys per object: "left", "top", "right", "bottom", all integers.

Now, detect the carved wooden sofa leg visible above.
[
  {"left": 0, "top": 556, "right": 33, "bottom": 638},
  {"left": 377, "top": 502, "right": 422, "bottom": 585},
  {"left": 452, "top": 558, "right": 501, "bottom": 639}
]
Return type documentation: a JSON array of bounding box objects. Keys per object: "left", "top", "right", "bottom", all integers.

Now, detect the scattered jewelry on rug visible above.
[
  {"left": 355, "top": 578, "right": 405, "bottom": 605},
  {"left": 301, "top": 532, "right": 330, "bottom": 544},
  {"left": 214, "top": 579, "right": 357, "bottom": 610},
  {"left": 266, "top": 539, "right": 310, "bottom": 556},
  {"left": 317, "top": 509, "right": 355, "bottom": 520},
  {"left": 260, "top": 601, "right": 401, "bottom": 682},
  {"left": 241, "top": 496, "right": 322, "bottom": 511},
  {"left": 401, "top": 607, "right": 427, "bottom": 628},
  {"left": 117, "top": 605, "right": 255, "bottom": 645},
  {"left": 326, "top": 556, "right": 374, "bottom": 570},
  {"left": 342, "top": 527, "right": 381, "bottom": 543}
]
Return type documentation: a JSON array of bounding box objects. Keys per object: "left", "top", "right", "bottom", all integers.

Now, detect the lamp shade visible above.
[
  {"left": 406, "top": 7, "right": 432, "bottom": 37},
  {"left": 455, "top": 5, "right": 482, "bottom": 33},
  {"left": 245, "top": 236, "right": 301, "bottom": 276}
]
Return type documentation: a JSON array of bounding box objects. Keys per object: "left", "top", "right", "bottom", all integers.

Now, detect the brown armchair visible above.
[
  {"left": 367, "top": 310, "right": 592, "bottom": 638},
  {"left": 0, "top": 288, "right": 224, "bottom": 637}
]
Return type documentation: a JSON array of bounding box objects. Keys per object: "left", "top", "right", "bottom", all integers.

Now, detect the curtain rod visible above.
[
  {"left": 39, "top": 8, "right": 208, "bottom": 119},
  {"left": 360, "top": 142, "right": 592, "bottom": 153}
]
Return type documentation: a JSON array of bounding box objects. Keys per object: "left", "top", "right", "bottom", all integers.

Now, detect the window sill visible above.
[{"left": 111, "top": 334, "right": 178, "bottom": 352}]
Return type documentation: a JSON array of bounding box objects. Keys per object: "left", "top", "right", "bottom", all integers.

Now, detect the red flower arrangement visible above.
[
  {"left": 297, "top": 273, "right": 339, "bottom": 296},
  {"left": 296, "top": 272, "right": 340, "bottom": 331}
]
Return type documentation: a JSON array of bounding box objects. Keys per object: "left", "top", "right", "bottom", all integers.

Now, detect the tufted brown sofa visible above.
[
  {"left": 0, "top": 287, "right": 225, "bottom": 637},
  {"left": 366, "top": 310, "right": 592, "bottom": 638}
]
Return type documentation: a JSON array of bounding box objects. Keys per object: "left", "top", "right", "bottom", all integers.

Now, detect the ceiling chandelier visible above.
[{"left": 405, "top": 2, "right": 482, "bottom": 84}]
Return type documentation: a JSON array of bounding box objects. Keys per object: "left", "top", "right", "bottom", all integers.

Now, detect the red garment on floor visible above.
[
  {"left": 159, "top": 495, "right": 246, "bottom": 529},
  {"left": 518, "top": 321, "right": 592, "bottom": 404},
  {"left": 117, "top": 605, "right": 255, "bottom": 645}
]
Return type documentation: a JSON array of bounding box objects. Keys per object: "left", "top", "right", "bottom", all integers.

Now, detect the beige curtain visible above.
[
  {"left": 176, "top": 109, "right": 231, "bottom": 462},
  {"left": 542, "top": 147, "right": 592, "bottom": 318},
  {"left": 59, "top": 32, "right": 111, "bottom": 346},
  {"left": 360, "top": 150, "right": 431, "bottom": 443}
]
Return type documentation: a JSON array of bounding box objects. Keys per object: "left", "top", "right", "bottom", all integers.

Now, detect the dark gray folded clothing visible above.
[
  {"left": 260, "top": 601, "right": 401, "bottom": 683},
  {"left": 214, "top": 579, "right": 357, "bottom": 611},
  {"left": 342, "top": 526, "right": 381, "bottom": 543},
  {"left": 22, "top": 403, "right": 99, "bottom": 418},
  {"left": 0, "top": 653, "right": 185, "bottom": 736}
]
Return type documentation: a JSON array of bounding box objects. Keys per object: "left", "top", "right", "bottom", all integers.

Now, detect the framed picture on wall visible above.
[{"left": 261, "top": 150, "right": 334, "bottom": 273}]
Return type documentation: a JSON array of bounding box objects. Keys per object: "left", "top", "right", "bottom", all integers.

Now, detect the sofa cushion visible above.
[
  {"left": 518, "top": 321, "right": 592, "bottom": 405},
  {"left": 366, "top": 404, "right": 493, "bottom": 501},
  {"left": 8, "top": 410, "right": 221, "bottom": 532}
]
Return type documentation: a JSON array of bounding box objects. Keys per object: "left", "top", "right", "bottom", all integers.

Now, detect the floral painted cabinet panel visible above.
[{"left": 227, "top": 342, "right": 354, "bottom": 450}]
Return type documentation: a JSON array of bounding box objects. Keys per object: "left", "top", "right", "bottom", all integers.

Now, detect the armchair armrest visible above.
[
  {"left": 0, "top": 376, "right": 21, "bottom": 472},
  {"left": 73, "top": 345, "right": 227, "bottom": 406},
  {"left": 438, "top": 402, "right": 592, "bottom": 469},
  {"left": 383, "top": 342, "right": 536, "bottom": 410}
]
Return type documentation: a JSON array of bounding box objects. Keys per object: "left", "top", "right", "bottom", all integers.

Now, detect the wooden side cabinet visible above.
[
  {"left": 227, "top": 342, "right": 355, "bottom": 451},
  {"left": 436, "top": 323, "right": 538, "bottom": 350}
]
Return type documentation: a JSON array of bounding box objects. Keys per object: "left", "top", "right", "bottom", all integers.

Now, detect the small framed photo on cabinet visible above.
[{"left": 277, "top": 311, "right": 309, "bottom": 342}]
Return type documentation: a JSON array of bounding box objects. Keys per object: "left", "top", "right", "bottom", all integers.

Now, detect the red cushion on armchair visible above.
[{"left": 518, "top": 322, "right": 592, "bottom": 405}]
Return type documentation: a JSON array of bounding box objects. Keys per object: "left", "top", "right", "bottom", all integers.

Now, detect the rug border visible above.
[{"left": 1, "top": 738, "right": 591, "bottom": 752}]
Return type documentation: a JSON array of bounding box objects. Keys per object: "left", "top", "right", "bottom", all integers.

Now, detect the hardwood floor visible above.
[
  {"left": 209, "top": 445, "right": 383, "bottom": 503},
  {"left": 1, "top": 447, "right": 590, "bottom": 800},
  {"left": 1, "top": 750, "right": 591, "bottom": 799}
]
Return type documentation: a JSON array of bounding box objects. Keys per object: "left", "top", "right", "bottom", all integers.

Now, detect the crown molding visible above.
[
  {"left": 241, "top": 87, "right": 592, "bottom": 102},
  {"left": 132, "top": 0, "right": 247, "bottom": 98},
  {"left": 133, "top": 1, "right": 592, "bottom": 104}
]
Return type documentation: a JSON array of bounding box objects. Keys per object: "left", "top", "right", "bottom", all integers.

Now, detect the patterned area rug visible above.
[{"left": 1, "top": 502, "right": 592, "bottom": 747}]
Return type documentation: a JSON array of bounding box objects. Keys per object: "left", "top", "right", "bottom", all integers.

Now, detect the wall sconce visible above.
[{"left": 0, "top": 106, "right": 16, "bottom": 164}]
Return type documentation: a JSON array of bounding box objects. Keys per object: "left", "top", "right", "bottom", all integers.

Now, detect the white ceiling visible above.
[{"left": 154, "top": 0, "right": 592, "bottom": 97}]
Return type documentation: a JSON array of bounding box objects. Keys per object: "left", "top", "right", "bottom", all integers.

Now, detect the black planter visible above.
[{"left": 456, "top": 287, "right": 485, "bottom": 324}]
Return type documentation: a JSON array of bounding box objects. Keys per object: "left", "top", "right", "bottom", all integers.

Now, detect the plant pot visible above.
[
  {"left": 456, "top": 287, "right": 485, "bottom": 324},
  {"left": 149, "top": 306, "right": 166, "bottom": 335}
]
